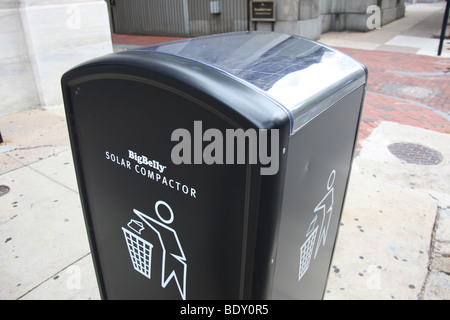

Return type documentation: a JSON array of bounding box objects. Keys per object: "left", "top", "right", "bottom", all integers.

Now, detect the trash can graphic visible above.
[
  {"left": 122, "top": 220, "right": 153, "bottom": 279},
  {"left": 62, "top": 32, "right": 367, "bottom": 300}
]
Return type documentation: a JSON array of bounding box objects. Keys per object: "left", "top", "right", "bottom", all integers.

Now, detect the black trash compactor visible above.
[{"left": 62, "top": 32, "right": 367, "bottom": 300}]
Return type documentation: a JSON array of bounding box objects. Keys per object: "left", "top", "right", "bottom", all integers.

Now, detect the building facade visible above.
[
  {"left": 0, "top": 0, "right": 112, "bottom": 115},
  {"left": 107, "top": 0, "right": 406, "bottom": 39}
]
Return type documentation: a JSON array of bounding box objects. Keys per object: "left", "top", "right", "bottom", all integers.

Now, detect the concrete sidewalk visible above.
[
  {"left": 324, "top": 121, "right": 450, "bottom": 300},
  {"left": 320, "top": 1, "right": 450, "bottom": 57},
  {"left": 0, "top": 2, "right": 449, "bottom": 300},
  {"left": 324, "top": 2, "right": 450, "bottom": 299}
]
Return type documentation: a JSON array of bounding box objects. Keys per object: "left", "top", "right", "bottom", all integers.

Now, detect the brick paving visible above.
[
  {"left": 337, "top": 48, "right": 450, "bottom": 152},
  {"left": 112, "top": 35, "right": 450, "bottom": 153}
]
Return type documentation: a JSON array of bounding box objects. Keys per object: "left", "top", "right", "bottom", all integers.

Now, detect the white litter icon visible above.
[
  {"left": 298, "top": 216, "right": 318, "bottom": 281},
  {"left": 122, "top": 220, "right": 154, "bottom": 279},
  {"left": 121, "top": 201, "right": 187, "bottom": 300},
  {"left": 298, "top": 170, "right": 336, "bottom": 282}
]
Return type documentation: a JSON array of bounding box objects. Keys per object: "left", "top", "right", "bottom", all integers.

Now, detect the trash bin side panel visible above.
[
  {"left": 63, "top": 72, "right": 276, "bottom": 299},
  {"left": 272, "top": 86, "right": 365, "bottom": 299}
]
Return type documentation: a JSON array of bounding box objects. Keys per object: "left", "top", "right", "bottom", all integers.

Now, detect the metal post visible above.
[
  {"left": 183, "top": 0, "right": 190, "bottom": 36},
  {"left": 438, "top": 0, "right": 449, "bottom": 56}
]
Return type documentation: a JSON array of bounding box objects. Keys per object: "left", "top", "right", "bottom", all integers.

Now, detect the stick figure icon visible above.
[
  {"left": 313, "top": 170, "right": 335, "bottom": 259},
  {"left": 122, "top": 201, "right": 187, "bottom": 300},
  {"left": 298, "top": 170, "right": 336, "bottom": 282}
]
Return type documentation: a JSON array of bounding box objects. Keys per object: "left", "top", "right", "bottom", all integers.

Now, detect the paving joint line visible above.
[{"left": 16, "top": 252, "right": 92, "bottom": 300}]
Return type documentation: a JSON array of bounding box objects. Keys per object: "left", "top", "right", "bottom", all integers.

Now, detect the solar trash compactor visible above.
[{"left": 62, "top": 32, "right": 367, "bottom": 300}]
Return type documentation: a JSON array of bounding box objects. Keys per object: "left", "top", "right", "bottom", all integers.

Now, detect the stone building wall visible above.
[
  {"left": 253, "top": 0, "right": 405, "bottom": 39},
  {"left": 0, "top": 0, "right": 112, "bottom": 115}
]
